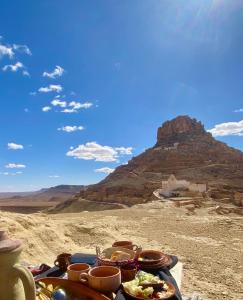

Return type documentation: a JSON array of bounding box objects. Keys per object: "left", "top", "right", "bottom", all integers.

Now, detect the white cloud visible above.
[
  {"left": 22, "top": 70, "right": 30, "bottom": 77},
  {"left": 38, "top": 84, "right": 63, "bottom": 93},
  {"left": 0, "top": 44, "right": 14, "bottom": 58},
  {"left": 69, "top": 101, "right": 93, "bottom": 109},
  {"left": 66, "top": 142, "right": 133, "bottom": 162},
  {"left": 13, "top": 44, "right": 32, "bottom": 55},
  {"left": 43, "top": 65, "right": 64, "bottom": 79},
  {"left": 5, "top": 163, "right": 26, "bottom": 169},
  {"left": 208, "top": 120, "right": 243, "bottom": 136},
  {"left": 51, "top": 99, "right": 66, "bottom": 107},
  {"left": 49, "top": 175, "right": 60, "bottom": 178},
  {"left": 95, "top": 167, "right": 115, "bottom": 174},
  {"left": 115, "top": 147, "right": 133, "bottom": 155},
  {"left": 58, "top": 125, "right": 84, "bottom": 132},
  {"left": 42, "top": 106, "right": 52, "bottom": 112},
  {"left": 0, "top": 171, "right": 22, "bottom": 176},
  {"left": 7, "top": 143, "right": 24, "bottom": 150},
  {"left": 0, "top": 40, "right": 31, "bottom": 59},
  {"left": 29, "top": 92, "right": 37, "bottom": 96},
  {"left": 234, "top": 109, "right": 243, "bottom": 113},
  {"left": 61, "top": 101, "right": 93, "bottom": 113},
  {"left": 2, "top": 61, "right": 24, "bottom": 72}
]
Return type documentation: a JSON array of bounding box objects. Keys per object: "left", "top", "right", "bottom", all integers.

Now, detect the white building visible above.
[{"left": 161, "top": 174, "right": 207, "bottom": 193}]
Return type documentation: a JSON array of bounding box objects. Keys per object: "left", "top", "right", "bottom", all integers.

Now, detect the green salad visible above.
[{"left": 123, "top": 271, "right": 172, "bottom": 299}]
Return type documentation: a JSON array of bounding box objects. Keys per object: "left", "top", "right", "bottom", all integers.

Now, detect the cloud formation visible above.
[
  {"left": 95, "top": 167, "right": 115, "bottom": 174},
  {"left": 51, "top": 99, "right": 66, "bottom": 107},
  {"left": 0, "top": 171, "right": 23, "bottom": 176},
  {"left": 42, "top": 106, "right": 52, "bottom": 112},
  {"left": 13, "top": 44, "right": 32, "bottom": 55},
  {"left": 7, "top": 143, "right": 24, "bottom": 150},
  {"left": 48, "top": 99, "right": 93, "bottom": 113},
  {"left": 58, "top": 125, "right": 84, "bottom": 132},
  {"left": 61, "top": 101, "right": 93, "bottom": 113},
  {"left": 0, "top": 39, "right": 31, "bottom": 59},
  {"left": 43, "top": 65, "right": 64, "bottom": 79},
  {"left": 5, "top": 163, "right": 26, "bottom": 169},
  {"left": 66, "top": 142, "right": 132, "bottom": 162},
  {"left": 0, "top": 44, "right": 14, "bottom": 58},
  {"left": 38, "top": 84, "right": 63, "bottom": 93},
  {"left": 208, "top": 120, "right": 243, "bottom": 136},
  {"left": 2, "top": 61, "right": 24, "bottom": 72},
  {"left": 48, "top": 175, "right": 60, "bottom": 178}
]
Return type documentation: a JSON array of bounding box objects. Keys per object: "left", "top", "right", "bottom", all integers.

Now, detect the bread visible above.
[{"left": 110, "top": 251, "right": 131, "bottom": 261}]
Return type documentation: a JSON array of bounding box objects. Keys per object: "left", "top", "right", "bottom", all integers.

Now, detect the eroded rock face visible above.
[
  {"left": 75, "top": 116, "right": 243, "bottom": 206},
  {"left": 156, "top": 115, "right": 205, "bottom": 145}
]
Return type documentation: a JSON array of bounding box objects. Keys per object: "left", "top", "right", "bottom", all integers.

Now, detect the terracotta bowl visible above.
[
  {"left": 138, "top": 250, "right": 165, "bottom": 266},
  {"left": 36, "top": 277, "right": 110, "bottom": 300}
]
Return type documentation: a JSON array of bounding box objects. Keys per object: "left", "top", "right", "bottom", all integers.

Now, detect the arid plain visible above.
[{"left": 1, "top": 201, "right": 242, "bottom": 300}]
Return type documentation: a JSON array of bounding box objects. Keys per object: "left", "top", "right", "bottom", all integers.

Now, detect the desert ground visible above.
[{"left": 1, "top": 201, "right": 242, "bottom": 300}]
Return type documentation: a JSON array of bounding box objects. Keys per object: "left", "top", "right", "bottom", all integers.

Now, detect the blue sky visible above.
[{"left": 0, "top": 0, "right": 243, "bottom": 192}]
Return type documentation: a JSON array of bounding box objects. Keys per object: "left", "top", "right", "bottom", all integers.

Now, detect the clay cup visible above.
[
  {"left": 67, "top": 263, "right": 91, "bottom": 281},
  {"left": 80, "top": 266, "right": 121, "bottom": 293}
]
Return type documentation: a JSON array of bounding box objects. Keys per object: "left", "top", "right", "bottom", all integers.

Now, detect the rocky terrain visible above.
[{"left": 66, "top": 116, "right": 243, "bottom": 208}]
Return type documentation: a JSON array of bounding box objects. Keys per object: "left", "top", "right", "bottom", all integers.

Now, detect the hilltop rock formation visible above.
[{"left": 73, "top": 116, "right": 243, "bottom": 206}]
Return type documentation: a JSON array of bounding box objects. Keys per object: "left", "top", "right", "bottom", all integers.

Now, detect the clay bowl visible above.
[
  {"left": 138, "top": 250, "right": 165, "bottom": 266},
  {"left": 140, "top": 255, "right": 172, "bottom": 270},
  {"left": 36, "top": 277, "right": 110, "bottom": 300}
]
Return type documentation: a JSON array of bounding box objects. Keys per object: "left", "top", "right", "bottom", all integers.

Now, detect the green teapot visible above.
[{"left": 0, "top": 231, "right": 36, "bottom": 300}]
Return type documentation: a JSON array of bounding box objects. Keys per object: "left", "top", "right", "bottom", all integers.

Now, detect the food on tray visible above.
[
  {"left": 110, "top": 250, "right": 131, "bottom": 261},
  {"left": 122, "top": 271, "right": 174, "bottom": 299}
]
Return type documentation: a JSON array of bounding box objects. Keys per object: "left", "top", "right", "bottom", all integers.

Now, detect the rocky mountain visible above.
[{"left": 74, "top": 116, "right": 243, "bottom": 206}]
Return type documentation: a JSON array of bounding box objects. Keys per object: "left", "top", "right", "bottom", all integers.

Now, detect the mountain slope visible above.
[{"left": 73, "top": 116, "right": 243, "bottom": 206}]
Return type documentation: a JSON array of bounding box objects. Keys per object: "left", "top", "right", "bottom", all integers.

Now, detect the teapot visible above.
[{"left": 0, "top": 231, "right": 35, "bottom": 300}]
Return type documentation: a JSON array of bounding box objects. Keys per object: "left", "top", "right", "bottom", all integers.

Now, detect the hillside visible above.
[
  {"left": 73, "top": 116, "right": 243, "bottom": 206},
  {"left": 0, "top": 185, "right": 86, "bottom": 213}
]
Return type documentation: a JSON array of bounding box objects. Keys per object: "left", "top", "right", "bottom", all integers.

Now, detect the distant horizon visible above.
[{"left": 1, "top": 1, "right": 243, "bottom": 192}]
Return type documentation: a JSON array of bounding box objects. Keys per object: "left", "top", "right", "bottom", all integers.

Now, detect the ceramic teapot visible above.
[{"left": 0, "top": 231, "right": 36, "bottom": 300}]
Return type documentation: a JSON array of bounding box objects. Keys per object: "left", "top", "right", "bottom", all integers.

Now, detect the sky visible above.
[{"left": 0, "top": 0, "right": 243, "bottom": 192}]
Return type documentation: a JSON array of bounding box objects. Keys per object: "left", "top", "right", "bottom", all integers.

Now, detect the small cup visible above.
[
  {"left": 67, "top": 263, "right": 91, "bottom": 281},
  {"left": 54, "top": 253, "right": 71, "bottom": 271},
  {"left": 80, "top": 266, "right": 121, "bottom": 293},
  {"left": 112, "top": 240, "right": 139, "bottom": 251}
]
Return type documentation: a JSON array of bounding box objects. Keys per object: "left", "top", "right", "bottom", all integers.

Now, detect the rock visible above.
[
  {"left": 56, "top": 116, "right": 243, "bottom": 211},
  {"left": 156, "top": 115, "right": 205, "bottom": 145}
]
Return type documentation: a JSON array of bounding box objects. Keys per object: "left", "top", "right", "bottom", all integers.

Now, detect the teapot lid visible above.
[{"left": 0, "top": 231, "right": 21, "bottom": 252}]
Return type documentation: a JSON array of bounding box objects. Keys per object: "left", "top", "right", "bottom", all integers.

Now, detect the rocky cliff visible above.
[{"left": 75, "top": 116, "right": 243, "bottom": 206}]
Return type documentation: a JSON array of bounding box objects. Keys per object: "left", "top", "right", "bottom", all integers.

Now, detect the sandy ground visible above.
[{"left": 0, "top": 201, "right": 242, "bottom": 299}]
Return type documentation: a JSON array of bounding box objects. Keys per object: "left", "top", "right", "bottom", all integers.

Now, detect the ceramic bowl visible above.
[{"left": 138, "top": 250, "right": 165, "bottom": 266}]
